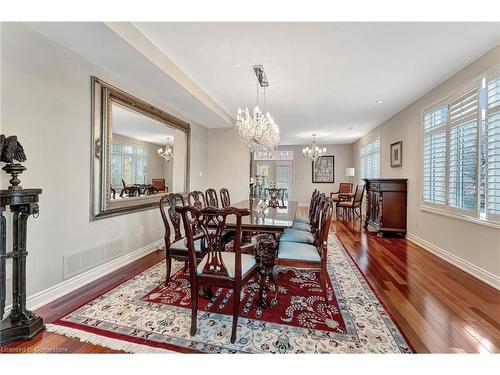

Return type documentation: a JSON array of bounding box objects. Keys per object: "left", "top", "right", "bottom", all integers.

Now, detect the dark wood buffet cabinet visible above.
[{"left": 363, "top": 178, "right": 408, "bottom": 237}]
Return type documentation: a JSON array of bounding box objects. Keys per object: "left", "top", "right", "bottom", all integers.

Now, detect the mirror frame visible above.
[{"left": 90, "top": 76, "right": 191, "bottom": 220}]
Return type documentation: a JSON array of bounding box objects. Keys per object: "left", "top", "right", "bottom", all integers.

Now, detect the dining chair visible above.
[
  {"left": 176, "top": 205, "right": 261, "bottom": 344},
  {"left": 337, "top": 184, "right": 365, "bottom": 228},
  {"left": 152, "top": 178, "right": 167, "bottom": 192},
  {"left": 220, "top": 188, "right": 231, "bottom": 208},
  {"left": 293, "top": 189, "right": 319, "bottom": 224},
  {"left": 265, "top": 187, "right": 282, "bottom": 208},
  {"left": 291, "top": 193, "right": 326, "bottom": 232},
  {"left": 271, "top": 199, "right": 333, "bottom": 306},
  {"left": 205, "top": 188, "right": 219, "bottom": 208},
  {"left": 159, "top": 193, "right": 206, "bottom": 284},
  {"left": 330, "top": 183, "right": 353, "bottom": 203},
  {"left": 120, "top": 179, "right": 139, "bottom": 198},
  {"left": 188, "top": 190, "right": 206, "bottom": 209},
  {"left": 280, "top": 194, "right": 329, "bottom": 245}
]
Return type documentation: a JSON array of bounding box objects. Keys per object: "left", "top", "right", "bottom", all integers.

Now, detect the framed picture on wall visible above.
[
  {"left": 390, "top": 141, "right": 402, "bottom": 168},
  {"left": 312, "top": 155, "right": 335, "bottom": 183}
]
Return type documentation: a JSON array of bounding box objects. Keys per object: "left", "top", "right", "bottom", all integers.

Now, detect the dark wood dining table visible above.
[{"left": 224, "top": 200, "right": 298, "bottom": 233}]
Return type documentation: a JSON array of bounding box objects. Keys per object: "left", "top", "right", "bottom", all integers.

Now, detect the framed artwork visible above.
[
  {"left": 312, "top": 155, "right": 335, "bottom": 183},
  {"left": 390, "top": 141, "right": 402, "bottom": 168}
]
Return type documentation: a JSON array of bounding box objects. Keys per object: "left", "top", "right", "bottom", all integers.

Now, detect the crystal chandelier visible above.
[
  {"left": 157, "top": 137, "right": 173, "bottom": 162},
  {"left": 235, "top": 65, "right": 280, "bottom": 153},
  {"left": 302, "top": 134, "right": 326, "bottom": 162}
]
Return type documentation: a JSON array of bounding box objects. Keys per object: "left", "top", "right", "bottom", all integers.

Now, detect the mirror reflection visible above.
[{"left": 110, "top": 103, "right": 186, "bottom": 200}]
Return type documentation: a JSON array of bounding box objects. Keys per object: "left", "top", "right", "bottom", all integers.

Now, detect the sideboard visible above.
[{"left": 363, "top": 178, "right": 408, "bottom": 237}]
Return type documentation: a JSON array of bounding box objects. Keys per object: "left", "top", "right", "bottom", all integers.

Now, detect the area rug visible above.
[{"left": 45, "top": 234, "right": 412, "bottom": 353}]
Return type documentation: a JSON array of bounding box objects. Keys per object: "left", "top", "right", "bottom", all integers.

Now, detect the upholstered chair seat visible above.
[
  {"left": 170, "top": 237, "right": 203, "bottom": 252},
  {"left": 196, "top": 252, "right": 256, "bottom": 278},
  {"left": 280, "top": 228, "right": 315, "bottom": 244},
  {"left": 277, "top": 241, "right": 321, "bottom": 262},
  {"left": 291, "top": 222, "right": 312, "bottom": 231},
  {"left": 293, "top": 215, "right": 310, "bottom": 224}
]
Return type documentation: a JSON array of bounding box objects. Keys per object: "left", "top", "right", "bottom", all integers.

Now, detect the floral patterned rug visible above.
[{"left": 46, "top": 234, "right": 412, "bottom": 353}]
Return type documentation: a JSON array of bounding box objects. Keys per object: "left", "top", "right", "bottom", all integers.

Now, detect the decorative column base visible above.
[{"left": 0, "top": 315, "right": 44, "bottom": 345}]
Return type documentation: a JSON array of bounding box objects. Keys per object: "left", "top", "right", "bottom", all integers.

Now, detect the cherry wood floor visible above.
[{"left": 2, "top": 217, "right": 499, "bottom": 353}]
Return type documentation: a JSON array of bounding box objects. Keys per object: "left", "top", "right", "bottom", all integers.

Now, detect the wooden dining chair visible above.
[
  {"left": 337, "top": 184, "right": 365, "bottom": 228},
  {"left": 188, "top": 191, "right": 206, "bottom": 209},
  {"left": 159, "top": 193, "right": 206, "bottom": 284},
  {"left": 176, "top": 205, "right": 261, "bottom": 344},
  {"left": 152, "top": 178, "right": 166, "bottom": 192},
  {"left": 220, "top": 188, "right": 231, "bottom": 208},
  {"left": 272, "top": 199, "right": 333, "bottom": 306},
  {"left": 205, "top": 188, "right": 219, "bottom": 208},
  {"left": 280, "top": 194, "right": 329, "bottom": 245},
  {"left": 293, "top": 189, "right": 319, "bottom": 224},
  {"left": 330, "top": 183, "right": 353, "bottom": 203}
]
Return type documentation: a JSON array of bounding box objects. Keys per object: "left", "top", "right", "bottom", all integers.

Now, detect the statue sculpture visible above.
[{"left": 0, "top": 134, "right": 27, "bottom": 190}]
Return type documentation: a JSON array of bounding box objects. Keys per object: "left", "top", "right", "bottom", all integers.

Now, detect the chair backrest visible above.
[
  {"left": 310, "top": 193, "right": 327, "bottom": 231},
  {"left": 265, "top": 188, "right": 281, "bottom": 207},
  {"left": 308, "top": 189, "right": 319, "bottom": 219},
  {"left": 220, "top": 188, "right": 231, "bottom": 208},
  {"left": 176, "top": 206, "right": 250, "bottom": 280},
  {"left": 315, "top": 199, "right": 333, "bottom": 250},
  {"left": 188, "top": 191, "right": 206, "bottom": 209},
  {"left": 353, "top": 185, "right": 365, "bottom": 206},
  {"left": 159, "top": 193, "right": 186, "bottom": 248},
  {"left": 205, "top": 188, "right": 219, "bottom": 208},
  {"left": 339, "top": 183, "right": 353, "bottom": 194},
  {"left": 152, "top": 178, "right": 166, "bottom": 191}
]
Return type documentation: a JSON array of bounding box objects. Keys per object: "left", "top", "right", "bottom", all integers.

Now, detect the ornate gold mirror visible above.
[{"left": 90, "top": 77, "right": 190, "bottom": 220}]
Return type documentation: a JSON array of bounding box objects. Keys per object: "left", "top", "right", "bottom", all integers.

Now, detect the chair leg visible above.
[
  {"left": 271, "top": 266, "right": 282, "bottom": 307},
  {"left": 320, "top": 264, "right": 329, "bottom": 303},
  {"left": 230, "top": 287, "right": 241, "bottom": 344},
  {"left": 165, "top": 256, "right": 172, "bottom": 286},
  {"left": 190, "top": 284, "right": 198, "bottom": 336}
]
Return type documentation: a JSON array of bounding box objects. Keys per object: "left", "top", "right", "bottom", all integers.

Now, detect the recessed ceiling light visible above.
[{"left": 376, "top": 100, "right": 384, "bottom": 104}]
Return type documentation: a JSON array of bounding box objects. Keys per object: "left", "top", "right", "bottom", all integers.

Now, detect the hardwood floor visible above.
[{"left": 1, "top": 218, "right": 498, "bottom": 353}]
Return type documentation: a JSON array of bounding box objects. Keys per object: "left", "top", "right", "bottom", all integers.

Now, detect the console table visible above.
[{"left": 363, "top": 178, "right": 408, "bottom": 237}]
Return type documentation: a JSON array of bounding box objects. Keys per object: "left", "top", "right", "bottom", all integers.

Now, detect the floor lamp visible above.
[{"left": 346, "top": 167, "right": 355, "bottom": 185}]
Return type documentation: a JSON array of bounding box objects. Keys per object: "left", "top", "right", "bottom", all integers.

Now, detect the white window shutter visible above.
[
  {"left": 360, "top": 137, "right": 381, "bottom": 181},
  {"left": 423, "top": 106, "right": 447, "bottom": 206},
  {"left": 486, "top": 75, "right": 500, "bottom": 222},
  {"left": 447, "top": 87, "right": 480, "bottom": 214}
]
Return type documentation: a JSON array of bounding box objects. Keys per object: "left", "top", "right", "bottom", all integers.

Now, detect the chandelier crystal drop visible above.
[
  {"left": 302, "top": 134, "right": 327, "bottom": 162},
  {"left": 157, "top": 137, "right": 174, "bottom": 162},
  {"left": 235, "top": 65, "right": 280, "bottom": 153}
]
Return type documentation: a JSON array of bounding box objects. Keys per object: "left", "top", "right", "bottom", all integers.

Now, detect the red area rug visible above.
[{"left": 46, "top": 234, "right": 412, "bottom": 353}]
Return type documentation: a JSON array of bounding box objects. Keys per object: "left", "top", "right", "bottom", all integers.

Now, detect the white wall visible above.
[
  {"left": 352, "top": 45, "right": 500, "bottom": 284},
  {"left": 0, "top": 23, "right": 208, "bottom": 302},
  {"left": 205, "top": 128, "right": 250, "bottom": 203},
  {"left": 279, "top": 144, "right": 353, "bottom": 205}
]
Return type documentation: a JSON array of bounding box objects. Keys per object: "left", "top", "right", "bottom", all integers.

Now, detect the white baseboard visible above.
[
  {"left": 4, "top": 239, "right": 163, "bottom": 315},
  {"left": 406, "top": 232, "right": 500, "bottom": 291}
]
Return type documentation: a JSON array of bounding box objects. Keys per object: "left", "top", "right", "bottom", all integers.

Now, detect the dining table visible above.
[{"left": 224, "top": 199, "right": 298, "bottom": 233}]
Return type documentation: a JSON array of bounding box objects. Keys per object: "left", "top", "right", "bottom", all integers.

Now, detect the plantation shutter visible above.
[
  {"left": 447, "top": 87, "right": 480, "bottom": 214},
  {"left": 423, "top": 106, "right": 447, "bottom": 206},
  {"left": 486, "top": 75, "right": 500, "bottom": 222},
  {"left": 360, "top": 137, "right": 380, "bottom": 181}
]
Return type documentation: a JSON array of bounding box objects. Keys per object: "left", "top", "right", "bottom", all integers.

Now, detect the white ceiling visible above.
[
  {"left": 135, "top": 22, "right": 500, "bottom": 145},
  {"left": 112, "top": 104, "right": 174, "bottom": 145}
]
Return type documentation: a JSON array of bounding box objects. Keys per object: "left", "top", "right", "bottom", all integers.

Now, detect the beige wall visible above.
[
  {"left": 0, "top": 23, "right": 209, "bottom": 302},
  {"left": 278, "top": 144, "right": 353, "bottom": 204},
  {"left": 352, "top": 45, "right": 500, "bottom": 285}
]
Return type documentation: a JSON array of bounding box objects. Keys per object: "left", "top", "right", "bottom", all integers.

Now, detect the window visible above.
[
  {"left": 360, "top": 137, "right": 380, "bottom": 181},
  {"left": 422, "top": 70, "right": 500, "bottom": 224},
  {"left": 112, "top": 143, "right": 148, "bottom": 186}
]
